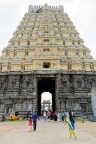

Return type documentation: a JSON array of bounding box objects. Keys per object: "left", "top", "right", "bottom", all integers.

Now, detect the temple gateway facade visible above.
[{"left": 0, "top": 4, "right": 96, "bottom": 115}]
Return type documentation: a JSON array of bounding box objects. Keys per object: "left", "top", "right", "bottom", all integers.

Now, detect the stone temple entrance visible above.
[
  {"left": 0, "top": 4, "right": 95, "bottom": 116},
  {"left": 37, "top": 78, "right": 55, "bottom": 115}
]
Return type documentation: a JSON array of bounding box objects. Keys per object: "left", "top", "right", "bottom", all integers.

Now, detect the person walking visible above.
[
  {"left": 32, "top": 111, "right": 40, "bottom": 131},
  {"left": 81, "top": 112, "right": 85, "bottom": 123},
  {"left": 69, "top": 111, "right": 75, "bottom": 130},
  {"left": 28, "top": 117, "right": 33, "bottom": 132},
  {"left": 64, "top": 112, "right": 77, "bottom": 140},
  {"left": 50, "top": 110, "right": 54, "bottom": 123},
  {"left": 47, "top": 110, "right": 51, "bottom": 122},
  {"left": 60, "top": 112, "right": 62, "bottom": 122},
  {"left": 57, "top": 112, "right": 60, "bottom": 122},
  {"left": 43, "top": 110, "right": 47, "bottom": 122}
]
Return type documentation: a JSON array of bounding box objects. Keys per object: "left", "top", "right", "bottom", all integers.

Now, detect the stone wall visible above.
[
  {"left": 0, "top": 71, "right": 96, "bottom": 116},
  {"left": 91, "top": 87, "right": 96, "bottom": 117}
]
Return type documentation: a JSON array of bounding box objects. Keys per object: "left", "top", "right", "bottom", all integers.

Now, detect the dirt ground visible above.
[
  {"left": 0, "top": 120, "right": 96, "bottom": 144},
  {"left": 0, "top": 121, "right": 26, "bottom": 137},
  {"left": 0, "top": 120, "right": 96, "bottom": 138},
  {"left": 76, "top": 121, "right": 96, "bottom": 138}
]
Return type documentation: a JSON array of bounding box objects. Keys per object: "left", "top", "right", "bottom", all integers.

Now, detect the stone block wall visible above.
[{"left": 0, "top": 71, "right": 95, "bottom": 116}]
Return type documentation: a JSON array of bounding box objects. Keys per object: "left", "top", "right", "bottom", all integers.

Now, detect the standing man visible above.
[
  {"left": 32, "top": 111, "right": 40, "bottom": 131},
  {"left": 81, "top": 112, "right": 84, "bottom": 123}
]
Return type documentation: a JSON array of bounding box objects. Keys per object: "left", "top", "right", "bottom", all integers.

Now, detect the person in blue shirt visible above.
[{"left": 32, "top": 111, "right": 40, "bottom": 131}]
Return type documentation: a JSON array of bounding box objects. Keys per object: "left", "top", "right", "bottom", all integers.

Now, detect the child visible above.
[{"left": 28, "top": 117, "right": 33, "bottom": 132}]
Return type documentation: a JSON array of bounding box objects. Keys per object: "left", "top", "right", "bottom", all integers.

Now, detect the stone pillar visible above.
[
  {"left": 33, "top": 76, "right": 37, "bottom": 112},
  {"left": 83, "top": 75, "right": 88, "bottom": 92},
  {"left": 56, "top": 75, "right": 61, "bottom": 111},
  {"left": 69, "top": 75, "right": 75, "bottom": 94}
]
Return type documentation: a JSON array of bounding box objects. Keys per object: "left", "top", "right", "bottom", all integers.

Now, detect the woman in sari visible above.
[{"left": 64, "top": 112, "right": 77, "bottom": 140}]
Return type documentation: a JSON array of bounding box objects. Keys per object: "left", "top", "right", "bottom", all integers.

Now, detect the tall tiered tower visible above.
[
  {"left": 0, "top": 4, "right": 96, "bottom": 115},
  {"left": 1, "top": 4, "right": 96, "bottom": 72}
]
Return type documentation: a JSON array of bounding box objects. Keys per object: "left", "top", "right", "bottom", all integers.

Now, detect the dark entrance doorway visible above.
[{"left": 37, "top": 78, "right": 55, "bottom": 115}]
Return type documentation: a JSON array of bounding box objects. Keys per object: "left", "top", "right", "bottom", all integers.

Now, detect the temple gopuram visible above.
[{"left": 0, "top": 4, "right": 96, "bottom": 115}]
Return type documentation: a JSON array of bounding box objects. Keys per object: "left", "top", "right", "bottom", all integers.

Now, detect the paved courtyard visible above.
[{"left": 0, "top": 119, "right": 96, "bottom": 144}]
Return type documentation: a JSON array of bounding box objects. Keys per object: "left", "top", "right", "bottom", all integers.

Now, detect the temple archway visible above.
[{"left": 37, "top": 78, "right": 55, "bottom": 115}]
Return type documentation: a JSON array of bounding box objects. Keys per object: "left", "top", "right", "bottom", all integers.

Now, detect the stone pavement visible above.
[{"left": 0, "top": 119, "right": 96, "bottom": 144}]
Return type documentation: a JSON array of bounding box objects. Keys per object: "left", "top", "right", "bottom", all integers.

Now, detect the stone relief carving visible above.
[
  {"left": 69, "top": 75, "right": 75, "bottom": 94},
  {"left": 88, "top": 81, "right": 92, "bottom": 92},
  {"left": 21, "top": 64, "right": 25, "bottom": 71},
  {"left": 62, "top": 81, "right": 67, "bottom": 88},
  {"left": 0, "top": 82, "right": 4, "bottom": 88},
  {"left": 6, "top": 50, "right": 9, "bottom": 56},
  {"left": 0, "top": 65, "right": 2, "bottom": 71},
  {"left": 12, "top": 81, "right": 16, "bottom": 88},
  {"left": 14, "top": 50, "right": 17, "bottom": 56},
  {"left": 77, "top": 80, "right": 82, "bottom": 89},
  {"left": 25, "top": 50, "right": 28, "bottom": 56}
]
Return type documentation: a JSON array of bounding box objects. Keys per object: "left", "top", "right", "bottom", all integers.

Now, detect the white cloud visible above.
[
  {"left": 0, "top": 0, "right": 18, "bottom": 4},
  {"left": 61, "top": 0, "right": 96, "bottom": 58}
]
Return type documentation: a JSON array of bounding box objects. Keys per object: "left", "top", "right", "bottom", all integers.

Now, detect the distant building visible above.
[{"left": 41, "top": 100, "right": 52, "bottom": 111}]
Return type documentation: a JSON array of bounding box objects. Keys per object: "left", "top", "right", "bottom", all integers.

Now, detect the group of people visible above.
[
  {"left": 42, "top": 110, "right": 74, "bottom": 123},
  {"left": 42, "top": 110, "right": 77, "bottom": 139},
  {"left": 49, "top": 110, "right": 61, "bottom": 122},
  {"left": 28, "top": 110, "right": 77, "bottom": 140}
]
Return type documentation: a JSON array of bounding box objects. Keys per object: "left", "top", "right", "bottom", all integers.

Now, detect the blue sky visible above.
[{"left": 0, "top": 0, "right": 96, "bottom": 59}]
